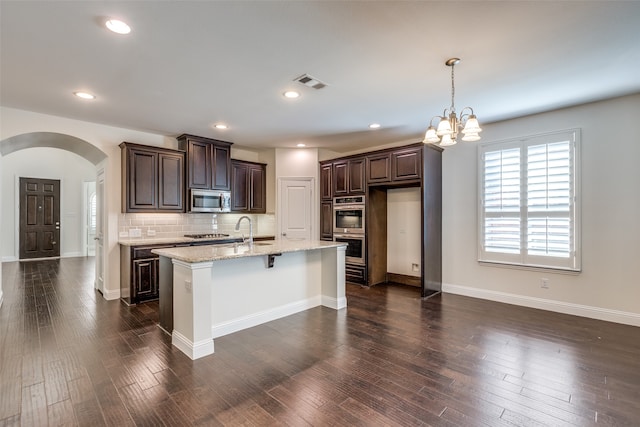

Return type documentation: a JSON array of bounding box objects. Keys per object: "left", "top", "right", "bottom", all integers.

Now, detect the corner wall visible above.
[{"left": 442, "top": 94, "right": 640, "bottom": 326}]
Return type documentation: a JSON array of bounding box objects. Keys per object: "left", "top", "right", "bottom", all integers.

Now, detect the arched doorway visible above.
[{"left": 0, "top": 132, "right": 108, "bottom": 296}]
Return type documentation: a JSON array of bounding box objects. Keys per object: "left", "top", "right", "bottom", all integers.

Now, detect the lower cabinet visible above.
[
  {"left": 133, "top": 257, "right": 158, "bottom": 301},
  {"left": 121, "top": 245, "right": 168, "bottom": 305},
  {"left": 320, "top": 201, "right": 333, "bottom": 240}
]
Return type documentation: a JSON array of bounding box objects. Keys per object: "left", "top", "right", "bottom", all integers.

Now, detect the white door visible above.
[
  {"left": 95, "top": 170, "right": 105, "bottom": 293},
  {"left": 278, "top": 178, "right": 313, "bottom": 241}
]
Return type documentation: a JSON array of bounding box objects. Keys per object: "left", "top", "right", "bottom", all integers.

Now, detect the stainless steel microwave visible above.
[{"left": 189, "top": 189, "right": 231, "bottom": 213}]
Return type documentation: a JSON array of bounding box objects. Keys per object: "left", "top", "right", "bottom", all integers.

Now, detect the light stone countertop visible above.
[
  {"left": 151, "top": 239, "right": 346, "bottom": 263},
  {"left": 118, "top": 234, "right": 275, "bottom": 247}
]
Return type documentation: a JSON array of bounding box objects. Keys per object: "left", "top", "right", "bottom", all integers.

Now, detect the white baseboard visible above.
[
  {"left": 2, "top": 256, "right": 18, "bottom": 262},
  {"left": 172, "top": 330, "right": 214, "bottom": 360},
  {"left": 322, "top": 295, "right": 347, "bottom": 310},
  {"left": 100, "top": 287, "right": 120, "bottom": 301},
  {"left": 443, "top": 283, "right": 640, "bottom": 327},
  {"left": 212, "top": 296, "right": 322, "bottom": 339},
  {"left": 61, "top": 252, "right": 83, "bottom": 258}
]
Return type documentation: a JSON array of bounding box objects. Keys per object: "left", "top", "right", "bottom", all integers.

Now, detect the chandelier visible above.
[{"left": 423, "top": 58, "right": 481, "bottom": 146}]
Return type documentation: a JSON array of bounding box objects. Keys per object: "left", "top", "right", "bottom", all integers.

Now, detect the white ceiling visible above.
[{"left": 1, "top": 1, "right": 639, "bottom": 153}]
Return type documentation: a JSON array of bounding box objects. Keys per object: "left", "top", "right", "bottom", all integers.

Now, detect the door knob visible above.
[{"left": 282, "top": 232, "right": 287, "bottom": 236}]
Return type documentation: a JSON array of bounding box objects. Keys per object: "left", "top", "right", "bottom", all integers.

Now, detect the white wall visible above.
[
  {"left": 1, "top": 148, "right": 96, "bottom": 260},
  {"left": 387, "top": 187, "right": 421, "bottom": 277},
  {"left": 442, "top": 94, "right": 640, "bottom": 325},
  {"left": 1, "top": 106, "right": 173, "bottom": 299},
  {"left": 275, "top": 148, "right": 320, "bottom": 239}
]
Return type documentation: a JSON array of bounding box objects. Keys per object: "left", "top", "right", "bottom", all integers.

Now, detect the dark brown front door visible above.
[{"left": 19, "top": 177, "right": 61, "bottom": 259}]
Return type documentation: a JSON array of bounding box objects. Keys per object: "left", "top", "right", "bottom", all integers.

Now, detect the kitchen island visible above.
[{"left": 152, "top": 240, "right": 347, "bottom": 360}]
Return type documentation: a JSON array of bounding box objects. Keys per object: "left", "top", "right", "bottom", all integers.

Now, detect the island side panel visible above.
[
  {"left": 321, "top": 245, "right": 347, "bottom": 309},
  {"left": 171, "top": 260, "right": 215, "bottom": 360}
]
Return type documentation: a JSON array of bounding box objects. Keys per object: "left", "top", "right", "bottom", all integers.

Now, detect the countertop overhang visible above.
[
  {"left": 152, "top": 240, "right": 346, "bottom": 263},
  {"left": 119, "top": 234, "right": 274, "bottom": 247}
]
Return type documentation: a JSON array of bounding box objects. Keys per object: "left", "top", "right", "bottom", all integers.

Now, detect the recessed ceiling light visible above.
[
  {"left": 369, "top": 123, "right": 381, "bottom": 129},
  {"left": 214, "top": 124, "right": 228, "bottom": 130},
  {"left": 283, "top": 91, "right": 300, "bottom": 99},
  {"left": 105, "top": 19, "right": 131, "bottom": 35},
  {"left": 296, "top": 143, "right": 306, "bottom": 147},
  {"left": 74, "top": 91, "right": 96, "bottom": 100}
]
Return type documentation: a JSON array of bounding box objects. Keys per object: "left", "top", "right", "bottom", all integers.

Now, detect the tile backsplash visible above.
[{"left": 119, "top": 212, "right": 276, "bottom": 240}]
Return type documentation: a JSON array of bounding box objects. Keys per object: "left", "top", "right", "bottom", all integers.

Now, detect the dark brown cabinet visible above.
[
  {"left": 121, "top": 244, "right": 168, "bottom": 304},
  {"left": 320, "top": 163, "right": 333, "bottom": 200},
  {"left": 333, "top": 158, "right": 365, "bottom": 196},
  {"left": 392, "top": 147, "right": 422, "bottom": 182},
  {"left": 231, "top": 160, "right": 266, "bottom": 213},
  {"left": 366, "top": 147, "right": 422, "bottom": 184},
  {"left": 366, "top": 152, "right": 392, "bottom": 184},
  {"left": 319, "top": 142, "right": 442, "bottom": 295},
  {"left": 320, "top": 201, "right": 333, "bottom": 241},
  {"left": 120, "top": 142, "right": 185, "bottom": 213},
  {"left": 178, "top": 134, "right": 232, "bottom": 191}
]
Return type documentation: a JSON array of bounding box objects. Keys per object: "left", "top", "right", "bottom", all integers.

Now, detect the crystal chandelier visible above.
[{"left": 423, "top": 58, "right": 481, "bottom": 146}]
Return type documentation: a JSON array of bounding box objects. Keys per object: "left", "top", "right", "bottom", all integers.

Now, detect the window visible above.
[{"left": 478, "top": 129, "right": 580, "bottom": 271}]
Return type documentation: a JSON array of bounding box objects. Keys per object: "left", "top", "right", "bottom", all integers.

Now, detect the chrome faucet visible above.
[{"left": 235, "top": 215, "right": 253, "bottom": 245}]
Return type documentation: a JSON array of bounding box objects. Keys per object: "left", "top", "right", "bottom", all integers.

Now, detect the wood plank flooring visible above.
[{"left": 1, "top": 257, "right": 640, "bottom": 426}]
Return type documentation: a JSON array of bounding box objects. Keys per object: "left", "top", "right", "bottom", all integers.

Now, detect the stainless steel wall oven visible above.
[{"left": 333, "top": 196, "right": 365, "bottom": 234}]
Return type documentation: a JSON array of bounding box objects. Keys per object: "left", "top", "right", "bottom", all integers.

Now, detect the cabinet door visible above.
[
  {"left": 231, "top": 162, "right": 249, "bottom": 211},
  {"left": 211, "top": 144, "right": 231, "bottom": 190},
  {"left": 333, "top": 161, "right": 348, "bottom": 196},
  {"left": 320, "top": 163, "right": 333, "bottom": 200},
  {"left": 249, "top": 165, "right": 266, "bottom": 213},
  {"left": 133, "top": 258, "right": 158, "bottom": 302},
  {"left": 158, "top": 152, "right": 184, "bottom": 211},
  {"left": 392, "top": 147, "right": 422, "bottom": 182},
  {"left": 348, "top": 158, "right": 365, "bottom": 194},
  {"left": 128, "top": 148, "right": 157, "bottom": 211},
  {"left": 320, "top": 201, "right": 333, "bottom": 240},
  {"left": 187, "top": 139, "right": 211, "bottom": 189},
  {"left": 367, "top": 153, "right": 391, "bottom": 184}
]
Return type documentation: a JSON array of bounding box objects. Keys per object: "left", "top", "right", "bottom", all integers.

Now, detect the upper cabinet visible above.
[
  {"left": 391, "top": 147, "right": 422, "bottom": 182},
  {"left": 177, "top": 134, "right": 232, "bottom": 191},
  {"left": 320, "top": 162, "right": 333, "bottom": 201},
  {"left": 366, "top": 146, "right": 422, "bottom": 185},
  {"left": 230, "top": 160, "right": 266, "bottom": 213},
  {"left": 120, "top": 142, "right": 185, "bottom": 213},
  {"left": 333, "top": 157, "right": 365, "bottom": 196}
]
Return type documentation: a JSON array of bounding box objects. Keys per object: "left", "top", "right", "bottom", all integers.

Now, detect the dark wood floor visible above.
[{"left": 1, "top": 258, "right": 640, "bottom": 426}]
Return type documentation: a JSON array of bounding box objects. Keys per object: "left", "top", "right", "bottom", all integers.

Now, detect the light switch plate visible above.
[{"left": 129, "top": 228, "right": 142, "bottom": 237}]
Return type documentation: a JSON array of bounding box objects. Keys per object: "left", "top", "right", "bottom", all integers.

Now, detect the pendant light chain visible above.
[{"left": 450, "top": 62, "right": 456, "bottom": 113}]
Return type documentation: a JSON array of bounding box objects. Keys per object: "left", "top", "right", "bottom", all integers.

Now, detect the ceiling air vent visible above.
[{"left": 294, "top": 74, "right": 327, "bottom": 90}]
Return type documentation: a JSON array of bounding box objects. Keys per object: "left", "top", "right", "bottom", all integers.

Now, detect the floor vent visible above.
[{"left": 294, "top": 74, "right": 327, "bottom": 90}]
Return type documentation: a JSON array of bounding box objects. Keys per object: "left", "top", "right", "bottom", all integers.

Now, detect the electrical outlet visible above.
[
  {"left": 184, "top": 280, "right": 192, "bottom": 293},
  {"left": 541, "top": 278, "right": 549, "bottom": 289},
  {"left": 411, "top": 263, "right": 420, "bottom": 272}
]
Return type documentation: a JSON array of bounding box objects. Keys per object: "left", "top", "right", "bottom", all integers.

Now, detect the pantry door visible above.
[
  {"left": 278, "top": 178, "right": 313, "bottom": 241},
  {"left": 19, "top": 177, "right": 61, "bottom": 259}
]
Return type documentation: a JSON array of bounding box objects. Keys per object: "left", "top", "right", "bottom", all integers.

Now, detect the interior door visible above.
[
  {"left": 19, "top": 177, "right": 60, "bottom": 259},
  {"left": 95, "top": 170, "right": 105, "bottom": 293},
  {"left": 279, "top": 178, "right": 312, "bottom": 241}
]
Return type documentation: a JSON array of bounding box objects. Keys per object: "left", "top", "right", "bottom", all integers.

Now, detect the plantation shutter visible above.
[{"left": 479, "top": 130, "right": 579, "bottom": 271}]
